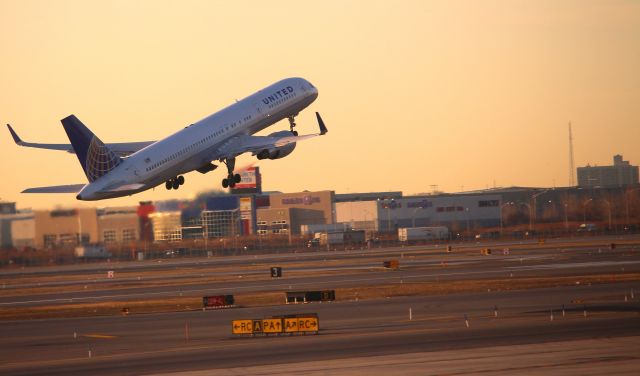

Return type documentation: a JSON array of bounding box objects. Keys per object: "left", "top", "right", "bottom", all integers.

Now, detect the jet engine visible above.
[{"left": 256, "top": 131, "right": 297, "bottom": 160}]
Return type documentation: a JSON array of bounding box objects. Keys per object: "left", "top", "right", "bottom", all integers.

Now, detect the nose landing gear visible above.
[{"left": 288, "top": 114, "right": 298, "bottom": 136}]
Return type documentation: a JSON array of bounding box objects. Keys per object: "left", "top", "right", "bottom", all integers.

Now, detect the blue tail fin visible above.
[{"left": 61, "top": 115, "right": 122, "bottom": 182}]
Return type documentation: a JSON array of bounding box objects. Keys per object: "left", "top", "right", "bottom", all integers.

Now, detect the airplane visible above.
[{"left": 7, "top": 77, "right": 327, "bottom": 200}]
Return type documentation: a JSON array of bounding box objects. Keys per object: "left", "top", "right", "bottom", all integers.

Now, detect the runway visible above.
[
  {"left": 1, "top": 236, "right": 640, "bottom": 375},
  {"left": 2, "top": 236, "right": 639, "bottom": 308},
  {"left": 2, "top": 285, "right": 639, "bottom": 375}
]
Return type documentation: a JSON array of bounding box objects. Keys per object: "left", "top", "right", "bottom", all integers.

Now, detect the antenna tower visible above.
[{"left": 568, "top": 122, "right": 575, "bottom": 186}]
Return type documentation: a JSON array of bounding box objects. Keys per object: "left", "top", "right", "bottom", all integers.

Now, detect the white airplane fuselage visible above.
[{"left": 77, "top": 77, "right": 318, "bottom": 200}]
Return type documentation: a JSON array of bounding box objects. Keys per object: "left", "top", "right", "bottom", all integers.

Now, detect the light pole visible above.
[
  {"left": 387, "top": 204, "right": 392, "bottom": 233},
  {"left": 377, "top": 198, "right": 395, "bottom": 233},
  {"left": 412, "top": 206, "right": 426, "bottom": 228},
  {"left": 602, "top": 198, "right": 612, "bottom": 230},
  {"left": 542, "top": 199, "right": 553, "bottom": 223},
  {"left": 464, "top": 208, "right": 469, "bottom": 236},
  {"left": 582, "top": 198, "right": 593, "bottom": 224},
  {"left": 518, "top": 202, "right": 532, "bottom": 232},
  {"left": 530, "top": 190, "right": 549, "bottom": 231},
  {"left": 500, "top": 202, "right": 514, "bottom": 234},
  {"left": 625, "top": 187, "right": 640, "bottom": 227}
]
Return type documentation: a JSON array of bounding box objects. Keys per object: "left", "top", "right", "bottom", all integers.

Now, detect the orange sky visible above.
[{"left": 1, "top": 0, "right": 639, "bottom": 210}]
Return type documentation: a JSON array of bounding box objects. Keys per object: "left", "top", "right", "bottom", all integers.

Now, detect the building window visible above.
[
  {"left": 201, "top": 209, "right": 240, "bottom": 238},
  {"left": 104, "top": 230, "right": 117, "bottom": 243},
  {"left": 478, "top": 200, "right": 499, "bottom": 207},
  {"left": 122, "top": 229, "right": 136, "bottom": 241},
  {"left": 59, "top": 233, "right": 79, "bottom": 245},
  {"left": 43, "top": 234, "right": 57, "bottom": 248}
]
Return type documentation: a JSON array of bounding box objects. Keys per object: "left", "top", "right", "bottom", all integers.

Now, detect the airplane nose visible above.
[{"left": 309, "top": 86, "right": 318, "bottom": 100}]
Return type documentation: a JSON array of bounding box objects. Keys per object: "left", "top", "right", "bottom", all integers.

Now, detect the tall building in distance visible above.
[{"left": 577, "top": 155, "right": 639, "bottom": 188}]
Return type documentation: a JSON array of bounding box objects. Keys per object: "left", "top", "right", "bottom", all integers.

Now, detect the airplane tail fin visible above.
[{"left": 61, "top": 115, "right": 122, "bottom": 182}]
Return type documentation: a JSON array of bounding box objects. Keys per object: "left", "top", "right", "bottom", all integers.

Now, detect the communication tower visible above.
[{"left": 568, "top": 122, "right": 575, "bottom": 186}]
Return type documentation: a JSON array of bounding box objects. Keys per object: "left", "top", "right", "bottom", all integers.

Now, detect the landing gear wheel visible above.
[
  {"left": 221, "top": 157, "right": 237, "bottom": 189},
  {"left": 177, "top": 175, "right": 185, "bottom": 185},
  {"left": 291, "top": 130, "right": 298, "bottom": 136},
  {"left": 172, "top": 180, "right": 180, "bottom": 190},
  {"left": 165, "top": 181, "right": 172, "bottom": 190}
]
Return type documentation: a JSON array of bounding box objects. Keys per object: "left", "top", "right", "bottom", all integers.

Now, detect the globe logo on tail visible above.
[{"left": 85, "top": 137, "right": 121, "bottom": 182}]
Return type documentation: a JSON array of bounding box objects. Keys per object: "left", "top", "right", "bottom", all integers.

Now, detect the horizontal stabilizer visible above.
[
  {"left": 7, "top": 124, "right": 74, "bottom": 152},
  {"left": 6, "top": 124, "right": 155, "bottom": 156},
  {"left": 22, "top": 184, "right": 86, "bottom": 194}
]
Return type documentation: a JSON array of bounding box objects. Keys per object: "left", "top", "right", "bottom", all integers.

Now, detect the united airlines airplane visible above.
[{"left": 7, "top": 77, "right": 327, "bottom": 200}]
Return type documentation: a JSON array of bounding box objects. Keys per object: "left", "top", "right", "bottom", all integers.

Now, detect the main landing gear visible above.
[
  {"left": 221, "top": 158, "right": 241, "bottom": 188},
  {"left": 288, "top": 114, "right": 298, "bottom": 136},
  {"left": 165, "top": 175, "right": 184, "bottom": 190}
]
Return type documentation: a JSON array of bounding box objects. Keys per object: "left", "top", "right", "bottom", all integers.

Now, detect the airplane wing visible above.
[
  {"left": 23, "top": 182, "right": 146, "bottom": 195},
  {"left": 22, "top": 184, "right": 86, "bottom": 193},
  {"left": 216, "top": 112, "right": 328, "bottom": 159},
  {"left": 7, "top": 124, "right": 155, "bottom": 157}
]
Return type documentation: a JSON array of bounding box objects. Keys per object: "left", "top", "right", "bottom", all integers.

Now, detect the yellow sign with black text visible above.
[
  {"left": 262, "top": 319, "right": 283, "bottom": 333},
  {"left": 284, "top": 316, "right": 319, "bottom": 333},
  {"left": 297, "top": 317, "right": 319, "bottom": 332},
  {"left": 284, "top": 318, "right": 299, "bottom": 332},
  {"left": 232, "top": 314, "right": 319, "bottom": 335},
  {"left": 231, "top": 320, "right": 253, "bottom": 335}
]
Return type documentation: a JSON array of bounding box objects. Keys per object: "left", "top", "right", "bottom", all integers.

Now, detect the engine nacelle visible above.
[{"left": 256, "top": 131, "right": 297, "bottom": 160}]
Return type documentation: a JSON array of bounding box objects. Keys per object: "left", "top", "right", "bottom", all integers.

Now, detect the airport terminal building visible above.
[
  {"left": 2, "top": 182, "right": 640, "bottom": 250},
  {"left": 335, "top": 194, "right": 502, "bottom": 233}
]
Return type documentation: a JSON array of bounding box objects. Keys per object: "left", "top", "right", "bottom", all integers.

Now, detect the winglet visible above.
[
  {"left": 7, "top": 124, "right": 24, "bottom": 145},
  {"left": 316, "top": 112, "right": 328, "bottom": 135}
]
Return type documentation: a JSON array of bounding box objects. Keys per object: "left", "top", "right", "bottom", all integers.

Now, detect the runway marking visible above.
[
  {"left": 81, "top": 334, "right": 117, "bottom": 339},
  {"left": 0, "top": 323, "right": 455, "bottom": 369},
  {"left": 1, "top": 311, "right": 637, "bottom": 370},
  {"left": 504, "top": 260, "right": 640, "bottom": 271},
  {"left": 0, "top": 335, "right": 300, "bottom": 369},
  {"left": 3, "top": 256, "right": 640, "bottom": 307}
]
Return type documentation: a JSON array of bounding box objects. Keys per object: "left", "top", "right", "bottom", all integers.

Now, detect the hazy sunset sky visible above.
[{"left": 1, "top": 0, "right": 639, "bottom": 210}]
